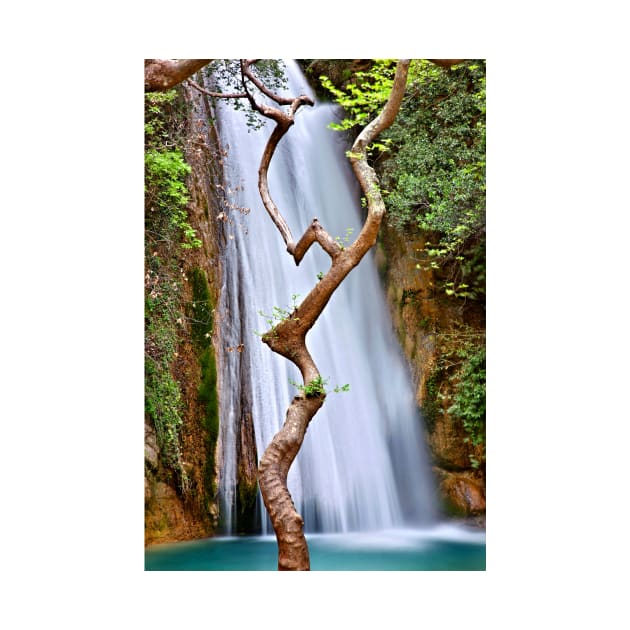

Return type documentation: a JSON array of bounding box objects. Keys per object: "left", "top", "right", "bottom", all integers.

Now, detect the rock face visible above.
[
  {"left": 144, "top": 81, "right": 225, "bottom": 547},
  {"left": 377, "top": 222, "right": 486, "bottom": 521},
  {"left": 236, "top": 411, "right": 259, "bottom": 532}
]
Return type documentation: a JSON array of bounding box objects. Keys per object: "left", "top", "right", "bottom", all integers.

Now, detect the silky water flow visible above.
[{"left": 213, "top": 61, "right": 439, "bottom": 535}]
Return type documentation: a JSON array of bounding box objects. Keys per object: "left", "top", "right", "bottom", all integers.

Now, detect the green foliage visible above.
[
  {"left": 199, "top": 348, "right": 218, "bottom": 433},
  {"left": 335, "top": 227, "right": 354, "bottom": 250},
  {"left": 145, "top": 90, "right": 201, "bottom": 250},
  {"left": 144, "top": 90, "right": 180, "bottom": 143},
  {"left": 448, "top": 345, "right": 486, "bottom": 468},
  {"left": 289, "top": 376, "right": 350, "bottom": 397},
  {"left": 427, "top": 327, "right": 485, "bottom": 468},
  {"left": 290, "top": 375, "right": 327, "bottom": 398},
  {"left": 319, "top": 59, "right": 485, "bottom": 299},
  {"left": 145, "top": 255, "right": 190, "bottom": 492},
  {"left": 188, "top": 267, "right": 214, "bottom": 348},
  {"left": 145, "top": 248, "right": 185, "bottom": 476},
  {"left": 199, "top": 346, "right": 219, "bottom": 497},
  {"left": 145, "top": 355, "right": 185, "bottom": 474},
  {"left": 381, "top": 60, "right": 486, "bottom": 299},
  {"left": 188, "top": 267, "right": 219, "bottom": 500},
  {"left": 203, "top": 59, "right": 289, "bottom": 131},
  {"left": 236, "top": 478, "right": 259, "bottom": 534},
  {"left": 420, "top": 324, "right": 485, "bottom": 469},
  {"left": 320, "top": 59, "right": 397, "bottom": 132},
  {"left": 256, "top": 294, "right": 301, "bottom": 336},
  {"left": 145, "top": 89, "right": 196, "bottom": 494}
]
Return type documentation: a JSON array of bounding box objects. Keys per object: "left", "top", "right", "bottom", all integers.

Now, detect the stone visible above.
[
  {"left": 144, "top": 423, "right": 159, "bottom": 470},
  {"left": 434, "top": 468, "right": 486, "bottom": 516}
]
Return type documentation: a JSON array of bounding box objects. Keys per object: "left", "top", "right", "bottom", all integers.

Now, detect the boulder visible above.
[{"left": 433, "top": 468, "right": 486, "bottom": 516}]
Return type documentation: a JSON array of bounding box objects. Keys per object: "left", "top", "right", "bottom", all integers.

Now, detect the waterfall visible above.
[{"left": 213, "top": 60, "right": 438, "bottom": 534}]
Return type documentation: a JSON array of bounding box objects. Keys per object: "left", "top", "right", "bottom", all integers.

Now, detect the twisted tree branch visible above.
[
  {"left": 186, "top": 78, "right": 247, "bottom": 99},
  {"left": 238, "top": 60, "right": 316, "bottom": 257},
  {"left": 255, "top": 59, "right": 412, "bottom": 570},
  {"left": 293, "top": 219, "right": 342, "bottom": 265}
]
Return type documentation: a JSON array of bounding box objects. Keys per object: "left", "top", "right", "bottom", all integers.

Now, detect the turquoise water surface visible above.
[{"left": 145, "top": 525, "right": 485, "bottom": 571}]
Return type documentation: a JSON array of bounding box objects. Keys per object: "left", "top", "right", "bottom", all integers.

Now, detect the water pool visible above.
[{"left": 145, "top": 525, "right": 485, "bottom": 571}]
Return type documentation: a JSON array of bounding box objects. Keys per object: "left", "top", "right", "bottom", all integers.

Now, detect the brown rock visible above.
[
  {"left": 426, "top": 413, "right": 472, "bottom": 470},
  {"left": 378, "top": 221, "right": 485, "bottom": 515},
  {"left": 434, "top": 468, "right": 485, "bottom": 516}
]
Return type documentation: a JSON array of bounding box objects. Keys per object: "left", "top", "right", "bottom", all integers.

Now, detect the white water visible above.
[{"left": 214, "top": 60, "right": 438, "bottom": 534}]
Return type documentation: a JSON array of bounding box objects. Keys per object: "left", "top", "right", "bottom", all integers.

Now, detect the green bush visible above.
[
  {"left": 145, "top": 90, "right": 201, "bottom": 250},
  {"left": 448, "top": 344, "right": 486, "bottom": 468},
  {"left": 318, "top": 59, "right": 485, "bottom": 300},
  {"left": 381, "top": 60, "right": 486, "bottom": 299}
]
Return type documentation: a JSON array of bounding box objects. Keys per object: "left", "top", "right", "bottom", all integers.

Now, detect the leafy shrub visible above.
[
  {"left": 145, "top": 90, "right": 201, "bottom": 249},
  {"left": 447, "top": 343, "right": 486, "bottom": 468},
  {"left": 381, "top": 60, "right": 486, "bottom": 299},
  {"left": 319, "top": 59, "right": 485, "bottom": 300}
]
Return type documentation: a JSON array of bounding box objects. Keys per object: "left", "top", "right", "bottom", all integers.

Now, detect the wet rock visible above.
[{"left": 433, "top": 468, "right": 486, "bottom": 516}]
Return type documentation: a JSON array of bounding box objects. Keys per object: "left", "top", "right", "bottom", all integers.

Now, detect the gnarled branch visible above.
[
  {"left": 238, "top": 60, "right": 316, "bottom": 257},
  {"left": 293, "top": 219, "right": 341, "bottom": 265},
  {"left": 144, "top": 59, "right": 213, "bottom": 92},
  {"left": 256, "top": 59, "right": 412, "bottom": 570},
  {"left": 186, "top": 78, "right": 246, "bottom": 100}
]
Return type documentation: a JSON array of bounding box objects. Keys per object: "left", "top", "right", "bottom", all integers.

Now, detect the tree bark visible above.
[
  {"left": 253, "top": 59, "right": 412, "bottom": 570},
  {"left": 144, "top": 59, "right": 213, "bottom": 92}
]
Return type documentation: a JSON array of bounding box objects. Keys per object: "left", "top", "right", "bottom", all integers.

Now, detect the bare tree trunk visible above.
[{"left": 252, "top": 59, "right": 412, "bottom": 570}]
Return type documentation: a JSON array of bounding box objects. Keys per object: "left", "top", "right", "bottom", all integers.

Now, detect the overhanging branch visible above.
[
  {"left": 145, "top": 59, "right": 214, "bottom": 92},
  {"left": 238, "top": 60, "right": 319, "bottom": 258},
  {"left": 186, "top": 78, "right": 247, "bottom": 100}
]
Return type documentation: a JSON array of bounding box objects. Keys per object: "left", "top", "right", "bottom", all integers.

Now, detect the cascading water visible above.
[{"left": 213, "top": 60, "right": 438, "bottom": 535}]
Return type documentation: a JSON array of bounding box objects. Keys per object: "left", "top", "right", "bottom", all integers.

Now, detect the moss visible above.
[
  {"left": 199, "top": 346, "right": 219, "bottom": 503},
  {"left": 188, "top": 266, "right": 220, "bottom": 507},
  {"left": 236, "top": 479, "right": 259, "bottom": 534},
  {"left": 188, "top": 267, "right": 214, "bottom": 348},
  {"left": 199, "top": 348, "right": 218, "bottom": 437},
  {"left": 440, "top": 491, "right": 468, "bottom": 518}
]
